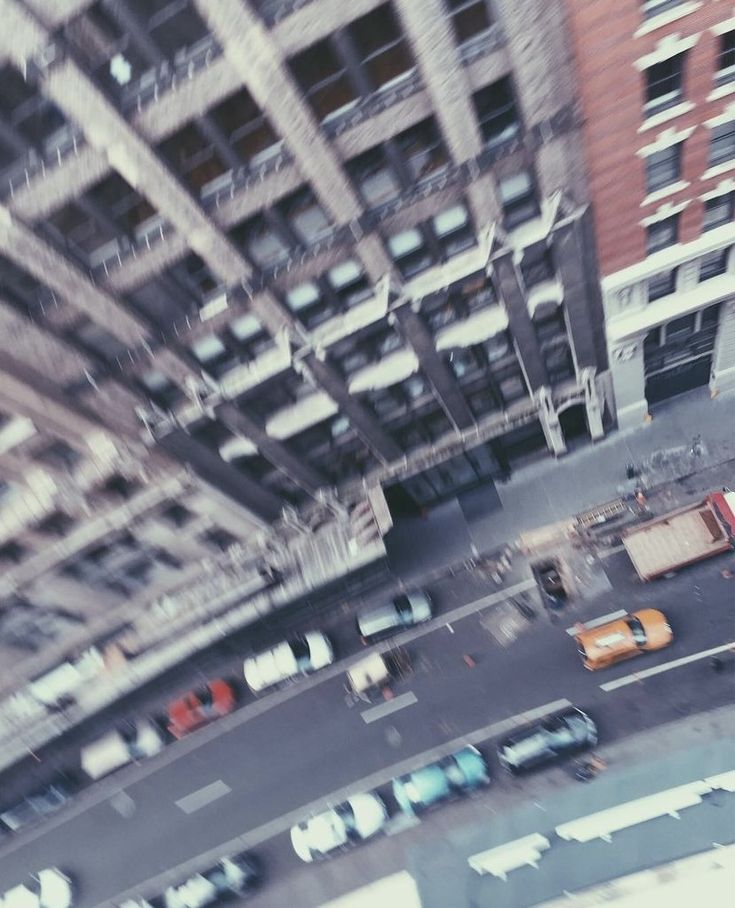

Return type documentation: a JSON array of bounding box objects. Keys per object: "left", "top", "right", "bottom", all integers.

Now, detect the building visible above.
[
  {"left": 0, "top": 0, "right": 609, "bottom": 698},
  {"left": 565, "top": 0, "right": 735, "bottom": 429}
]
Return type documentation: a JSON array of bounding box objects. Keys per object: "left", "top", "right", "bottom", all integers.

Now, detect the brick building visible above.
[
  {"left": 0, "top": 0, "right": 608, "bottom": 691},
  {"left": 565, "top": 0, "right": 735, "bottom": 428}
]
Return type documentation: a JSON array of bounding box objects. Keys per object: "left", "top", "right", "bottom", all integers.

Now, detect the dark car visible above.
[
  {"left": 0, "top": 774, "right": 76, "bottom": 833},
  {"left": 392, "top": 745, "right": 490, "bottom": 815},
  {"left": 497, "top": 708, "right": 597, "bottom": 774}
]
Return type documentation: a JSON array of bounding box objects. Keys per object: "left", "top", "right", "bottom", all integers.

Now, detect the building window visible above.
[
  {"left": 445, "top": 0, "right": 493, "bottom": 46},
  {"left": 158, "top": 122, "right": 230, "bottom": 195},
  {"left": 190, "top": 334, "right": 239, "bottom": 379},
  {"left": 433, "top": 203, "right": 475, "bottom": 256},
  {"left": 232, "top": 213, "right": 289, "bottom": 268},
  {"left": 646, "top": 214, "right": 679, "bottom": 254},
  {"left": 160, "top": 501, "right": 194, "bottom": 528},
  {"left": 279, "top": 188, "right": 332, "bottom": 245},
  {"left": 703, "top": 192, "right": 734, "bottom": 231},
  {"left": 209, "top": 88, "right": 280, "bottom": 168},
  {"left": 347, "top": 146, "right": 400, "bottom": 207},
  {"left": 709, "top": 120, "right": 735, "bottom": 168},
  {"left": 201, "top": 527, "right": 238, "bottom": 552},
  {"left": 394, "top": 118, "right": 449, "bottom": 183},
  {"left": 641, "top": 0, "right": 686, "bottom": 18},
  {"left": 648, "top": 268, "right": 677, "bottom": 301},
  {"left": 388, "top": 227, "right": 432, "bottom": 278},
  {"left": 644, "top": 54, "right": 685, "bottom": 115},
  {"left": 645, "top": 143, "right": 682, "bottom": 193},
  {"left": 472, "top": 77, "right": 520, "bottom": 147},
  {"left": 289, "top": 39, "right": 358, "bottom": 122},
  {"left": 140, "top": 370, "right": 183, "bottom": 410},
  {"left": 228, "top": 313, "right": 272, "bottom": 360},
  {"left": 349, "top": 3, "right": 414, "bottom": 93},
  {"left": 499, "top": 171, "right": 539, "bottom": 229},
  {"left": 328, "top": 259, "right": 373, "bottom": 308},
  {"left": 699, "top": 247, "right": 730, "bottom": 281},
  {"left": 717, "top": 32, "right": 735, "bottom": 85}
]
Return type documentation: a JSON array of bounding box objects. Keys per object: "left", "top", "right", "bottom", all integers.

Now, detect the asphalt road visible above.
[{"left": 1, "top": 552, "right": 734, "bottom": 904}]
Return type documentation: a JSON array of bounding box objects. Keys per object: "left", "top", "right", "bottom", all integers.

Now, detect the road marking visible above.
[
  {"left": 0, "top": 578, "right": 539, "bottom": 861},
  {"left": 175, "top": 779, "right": 231, "bottom": 815},
  {"left": 361, "top": 691, "right": 418, "bottom": 724},
  {"left": 565, "top": 609, "right": 628, "bottom": 636},
  {"left": 106, "top": 697, "right": 571, "bottom": 907},
  {"left": 600, "top": 641, "right": 735, "bottom": 692}
]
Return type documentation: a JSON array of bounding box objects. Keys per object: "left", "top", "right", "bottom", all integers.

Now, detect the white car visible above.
[
  {"left": 243, "top": 632, "right": 333, "bottom": 693},
  {"left": 3, "top": 868, "right": 73, "bottom": 908},
  {"left": 80, "top": 719, "right": 165, "bottom": 780},
  {"left": 290, "top": 793, "right": 388, "bottom": 862}
]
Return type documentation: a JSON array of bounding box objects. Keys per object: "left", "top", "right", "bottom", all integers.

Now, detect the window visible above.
[
  {"left": 394, "top": 118, "right": 449, "bottom": 183},
  {"left": 232, "top": 213, "right": 289, "bottom": 268},
  {"left": 210, "top": 88, "right": 280, "bottom": 167},
  {"left": 289, "top": 39, "right": 358, "bottom": 121},
  {"left": 432, "top": 203, "right": 475, "bottom": 256},
  {"left": 709, "top": 120, "right": 735, "bottom": 167},
  {"left": 228, "top": 313, "right": 272, "bottom": 360},
  {"left": 699, "top": 247, "right": 730, "bottom": 281},
  {"left": 279, "top": 188, "right": 331, "bottom": 245},
  {"left": 190, "top": 334, "right": 238, "bottom": 378},
  {"left": 644, "top": 54, "right": 685, "bottom": 115},
  {"left": 201, "top": 527, "right": 238, "bottom": 552},
  {"left": 473, "top": 78, "right": 520, "bottom": 147},
  {"left": 140, "top": 370, "right": 183, "bottom": 410},
  {"left": 347, "top": 146, "right": 400, "bottom": 206},
  {"left": 648, "top": 269, "right": 677, "bottom": 301},
  {"left": 717, "top": 32, "right": 735, "bottom": 84},
  {"left": 388, "top": 226, "right": 432, "bottom": 277},
  {"left": 446, "top": 0, "right": 492, "bottom": 45},
  {"left": 349, "top": 3, "right": 414, "bottom": 92},
  {"left": 499, "top": 171, "right": 539, "bottom": 228},
  {"left": 160, "top": 502, "right": 193, "bottom": 528},
  {"left": 158, "top": 122, "right": 230, "bottom": 194},
  {"left": 645, "top": 143, "right": 682, "bottom": 193},
  {"left": 327, "top": 259, "right": 373, "bottom": 307},
  {"left": 641, "top": 0, "right": 686, "bottom": 18},
  {"left": 703, "top": 192, "right": 734, "bottom": 231},
  {"left": 646, "top": 214, "right": 679, "bottom": 254}
]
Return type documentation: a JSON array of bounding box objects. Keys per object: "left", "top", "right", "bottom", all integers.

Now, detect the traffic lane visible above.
[
  {"left": 1, "top": 578, "right": 732, "bottom": 899},
  {"left": 0, "top": 620, "right": 577, "bottom": 899}
]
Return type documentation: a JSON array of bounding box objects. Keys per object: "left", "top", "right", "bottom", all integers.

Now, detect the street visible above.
[{"left": 0, "top": 548, "right": 733, "bottom": 906}]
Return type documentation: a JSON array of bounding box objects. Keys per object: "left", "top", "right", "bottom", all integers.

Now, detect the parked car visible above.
[
  {"left": 290, "top": 793, "right": 387, "bottom": 862},
  {"left": 81, "top": 719, "right": 165, "bottom": 780},
  {"left": 356, "top": 591, "right": 432, "bottom": 643},
  {"left": 243, "top": 632, "right": 333, "bottom": 693},
  {"left": 497, "top": 708, "right": 598, "bottom": 774},
  {"left": 2, "top": 868, "right": 73, "bottom": 908},
  {"left": 392, "top": 745, "right": 490, "bottom": 815},
  {"left": 166, "top": 680, "right": 236, "bottom": 739},
  {"left": 0, "top": 773, "right": 76, "bottom": 832},
  {"left": 575, "top": 608, "right": 673, "bottom": 671},
  {"left": 118, "top": 853, "right": 260, "bottom": 908}
]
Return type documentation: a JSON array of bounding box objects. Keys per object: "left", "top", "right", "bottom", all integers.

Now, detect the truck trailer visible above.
[{"left": 622, "top": 491, "right": 735, "bottom": 581}]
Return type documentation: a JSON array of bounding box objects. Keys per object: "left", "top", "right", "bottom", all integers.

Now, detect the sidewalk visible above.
[{"left": 386, "top": 387, "right": 735, "bottom": 580}]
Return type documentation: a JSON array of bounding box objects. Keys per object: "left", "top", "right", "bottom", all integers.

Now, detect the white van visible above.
[
  {"left": 80, "top": 719, "right": 164, "bottom": 780},
  {"left": 243, "top": 632, "right": 333, "bottom": 693}
]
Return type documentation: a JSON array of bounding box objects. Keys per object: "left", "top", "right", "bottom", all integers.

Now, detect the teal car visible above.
[{"left": 392, "top": 745, "right": 490, "bottom": 815}]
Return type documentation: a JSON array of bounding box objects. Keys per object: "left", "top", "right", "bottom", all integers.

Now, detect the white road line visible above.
[
  {"left": 105, "top": 696, "right": 571, "bottom": 907},
  {"left": 175, "top": 780, "right": 231, "bottom": 815},
  {"left": 600, "top": 641, "right": 735, "bottom": 692},
  {"left": 565, "top": 609, "right": 628, "bottom": 636},
  {"left": 361, "top": 692, "right": 418, "bottom": 724}
]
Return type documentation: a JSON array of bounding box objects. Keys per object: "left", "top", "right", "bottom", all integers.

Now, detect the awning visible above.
[
  {"left": 265, "top": 392, "right": 338, "bottom": 440},
  {"left": 435, "top": 305, "right": 509, "bottom": 351},
  {"left": 348, "top": 348, "right": 419, "bottom": 393}
]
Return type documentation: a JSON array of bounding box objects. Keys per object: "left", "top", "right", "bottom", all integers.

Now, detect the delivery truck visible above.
[{"left": 622, "top": 490, "right": 735, "bottom": 581}]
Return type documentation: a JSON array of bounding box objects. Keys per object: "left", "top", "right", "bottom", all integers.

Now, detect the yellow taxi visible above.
[{"left": 575, "top": 608, "right": 673, "bottom": 671}]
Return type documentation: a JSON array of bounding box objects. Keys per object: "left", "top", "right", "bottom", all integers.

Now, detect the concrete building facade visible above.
[
  {"left": 565, "top": 0, "right": 735, "bottom": 429},
  {"left": 0, "top": 0, "right": 609, "bottom": 692}
]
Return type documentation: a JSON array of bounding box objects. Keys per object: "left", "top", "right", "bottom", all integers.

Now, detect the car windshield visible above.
[
  {"left": 544, "top": 718, "right": 575, "bottom": 748},
  {"left": 335, "top": 801, "right": 357, "bottom": 834},
  {"left": 626, "top": 615, "right": 647, "bottom": 646},
  {"left": 393, "top": 594, "right": 411, "bottom": 615},
  {"left": 290, "top": 635, "right": 311, "bottom": 662},
  {"left": 198, "top": 686, "right": 214, "bottom": 708}
]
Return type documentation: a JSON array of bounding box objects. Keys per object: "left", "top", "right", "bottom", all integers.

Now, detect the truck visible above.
[{"left": 622, "top": 490, "right": 735, "bottom": 581}]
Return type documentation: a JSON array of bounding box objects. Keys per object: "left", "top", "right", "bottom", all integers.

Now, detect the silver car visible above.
[{"left": 356, "top": 591, "right": 432, "bottom": 643}]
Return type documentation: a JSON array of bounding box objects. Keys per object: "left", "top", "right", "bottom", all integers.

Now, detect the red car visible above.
[{"left": 166, "top": 680, "right": 236, "bottom": 739}]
